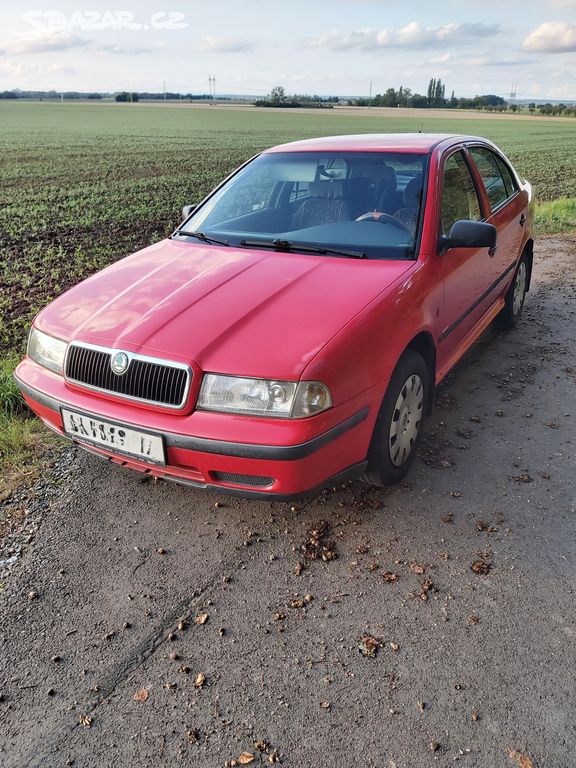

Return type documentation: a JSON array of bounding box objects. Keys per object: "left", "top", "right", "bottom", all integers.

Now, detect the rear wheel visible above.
[
  {"left": 495, "top": 254, "right": 528, "bottom": 330},
  {"left": 363, "top": 350, "right": 429, "bottom": 487}
]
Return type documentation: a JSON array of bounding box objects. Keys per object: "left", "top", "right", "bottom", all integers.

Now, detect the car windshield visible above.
[{"left": 175, "top": 151, "right": 427, "bottom": 260}]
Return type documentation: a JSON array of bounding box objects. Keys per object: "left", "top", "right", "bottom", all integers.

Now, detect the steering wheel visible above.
[{"left": 355, "top": 212, "right": 411, "bottom": 233}]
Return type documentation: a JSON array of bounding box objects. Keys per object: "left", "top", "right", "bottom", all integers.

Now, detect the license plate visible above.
[{"left": 61, "top": 409, "right": 166, "bottom": 466}]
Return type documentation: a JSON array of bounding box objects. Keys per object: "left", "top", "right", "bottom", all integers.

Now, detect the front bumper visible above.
[{"left": 15, "top": 360, "right": 379, "bottom": 499}]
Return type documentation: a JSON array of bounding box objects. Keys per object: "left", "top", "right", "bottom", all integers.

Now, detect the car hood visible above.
[{"left": 37, "top": 239, "right": 413, "bottom": 379}]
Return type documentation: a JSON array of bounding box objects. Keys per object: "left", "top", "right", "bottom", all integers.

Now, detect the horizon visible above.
[{"left": 3, "top": 89, "right": 576, "bottom": 104}]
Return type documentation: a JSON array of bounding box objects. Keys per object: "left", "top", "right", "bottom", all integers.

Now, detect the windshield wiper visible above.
[
  {"left": 176, "top": 230, "right": 229, "bottom": 246},
  {"left": 239, "top": 238, "right": 367, "bottom": 259}
]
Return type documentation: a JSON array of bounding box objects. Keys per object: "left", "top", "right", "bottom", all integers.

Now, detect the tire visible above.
[
  {"left": 363, "top": 350, "right": 429, "bottom": 487},
  {"left": 495, "top": 253, "right": 528, "bottom": 330}
]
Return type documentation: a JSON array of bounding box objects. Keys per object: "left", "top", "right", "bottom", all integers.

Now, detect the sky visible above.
[{"left": 0, "top": 0, "right": 575, "bottom": 99}]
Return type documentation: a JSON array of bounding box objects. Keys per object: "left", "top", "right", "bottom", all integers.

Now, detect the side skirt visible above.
[{"left": 435, "top": 297, "right": 505, "bottom": 384}]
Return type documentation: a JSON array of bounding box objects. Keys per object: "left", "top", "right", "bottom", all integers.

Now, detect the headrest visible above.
[
  {"left": 355, "top": 163, "right": 397, "bottom": 191},
  {"left": 372, "top": 164, "right": 396, "bottom": 183},
  {"left": 404, "top": 176, "right": 423, "bottom": 207},
  {"left": 308, "top": 181, "right": 343, "bottom": 199}
]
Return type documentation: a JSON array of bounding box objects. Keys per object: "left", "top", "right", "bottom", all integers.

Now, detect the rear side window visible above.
[
  {"left": 289, "top": 181, "right": 310, "bottom": 203},
  {"left": 441, "top": 151, "right": 482, "bottom": 235},
  {"left": 469, "top": 147, "right": 512, "bottom": 211},
  {"left": 495, "top": 156, "right": 518, "bottom": 197}
]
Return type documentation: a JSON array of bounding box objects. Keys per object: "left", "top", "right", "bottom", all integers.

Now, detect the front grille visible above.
[
  {"left": 212, "top": 471, "right": 274, "bottom": 488},
  {"left": 65, "top": 344, "right": 190, "bottom": 408}
]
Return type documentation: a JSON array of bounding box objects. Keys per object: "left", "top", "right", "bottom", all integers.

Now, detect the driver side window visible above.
[{"left": 441, "top": 151, "right": 482, "bottom": 235}]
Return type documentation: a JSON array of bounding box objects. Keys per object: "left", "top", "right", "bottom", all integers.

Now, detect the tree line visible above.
[
  {"left": 354, "top": 78, "right": 506, "bottom": 109},
  {"left": 255, "top": 86, "right": 338, "bottom": 108},
  {"left": 256, "top": 81, "right": 510, "bottom": 111},
  {"left": 0, "top": 90, "right": 228, "bottom": 102}
]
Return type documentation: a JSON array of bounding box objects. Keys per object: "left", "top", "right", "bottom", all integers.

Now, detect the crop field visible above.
[{"left": 1, "top": 100, "right": 575, "bottom": 354}]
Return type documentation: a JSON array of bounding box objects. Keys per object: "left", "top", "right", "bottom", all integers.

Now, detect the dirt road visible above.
[{"left": 1, "top": 238, "right": 575, "bottom": 768}]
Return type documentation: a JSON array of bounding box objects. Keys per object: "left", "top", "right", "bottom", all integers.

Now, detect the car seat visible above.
[
  {"left": 291, "top": 181, "right": 351, "bottom": 229},
  {"left": 394, "top": 176, "right": 423, "bottom": 233}
]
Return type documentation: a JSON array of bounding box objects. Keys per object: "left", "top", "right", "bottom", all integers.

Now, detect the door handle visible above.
[{"left": 519, "top": 213, "right": 526, "bottom": 226}]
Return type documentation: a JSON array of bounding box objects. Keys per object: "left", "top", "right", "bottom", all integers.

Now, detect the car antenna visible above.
[{"left": 418, "top": 122, "right": 423, "bottom": 133}]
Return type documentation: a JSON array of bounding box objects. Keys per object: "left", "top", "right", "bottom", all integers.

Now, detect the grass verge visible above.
[
  {"left": 535, "top": 198, "right": 576, "bottom": 235},
  {"left": 0, "top": 355, "right": 55, "bottom": 502},
  {"left": 0, "top": 354, "right": 25, "bottom": 417}
]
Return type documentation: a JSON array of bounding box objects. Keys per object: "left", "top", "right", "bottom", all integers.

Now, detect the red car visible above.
[{"left": 15, "top": 134, "right": 534, "bottom": 498}]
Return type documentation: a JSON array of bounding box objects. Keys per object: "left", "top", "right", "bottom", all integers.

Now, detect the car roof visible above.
[{"left": 265, "top": 133, "right": 486, "bottom": 154}]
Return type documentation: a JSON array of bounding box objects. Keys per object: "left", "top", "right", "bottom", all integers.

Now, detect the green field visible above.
[{"left": 1, "top": 101, "right": 576, "bottom": 352}]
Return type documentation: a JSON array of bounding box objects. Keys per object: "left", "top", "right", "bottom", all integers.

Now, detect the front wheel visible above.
[
  {"left": 363, "top": 350, "right": 429, "bottom": 487},
  {"left": 495, "top": 254, "right": 528, "bottom": 330}
]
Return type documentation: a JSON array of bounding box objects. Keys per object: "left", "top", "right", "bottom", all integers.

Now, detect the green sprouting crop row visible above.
[{"left": 1, "top": 101, "right": 575, "bottom": 351}]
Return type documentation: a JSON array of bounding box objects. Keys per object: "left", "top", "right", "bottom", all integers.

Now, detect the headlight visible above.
[
  {"left": 27, "top": 327, "right": 68, "bottom": 374},
  {"left": 198, "top": 374, "right": 332, "bottom": 419}
]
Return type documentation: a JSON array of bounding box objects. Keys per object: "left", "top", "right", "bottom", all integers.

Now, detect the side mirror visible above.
[
  {"left": 182, "top": 204, "right": 196, "bottom": 222},
  {"left": 439, "top": 220, "right": 497, "bottom": 254}
]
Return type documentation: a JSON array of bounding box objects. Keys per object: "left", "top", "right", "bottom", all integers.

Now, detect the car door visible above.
[
  {"left": 434, "top": 149, "right": 496, "bottom": 367},
  {"left": 466, "top": 145, "right": 526, "bottom": 284}
]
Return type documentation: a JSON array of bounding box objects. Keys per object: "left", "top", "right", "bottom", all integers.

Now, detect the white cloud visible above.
[
  {"left": 306, "top": 29, "right": 383, "bottom": 51},
  {"left": 492, "top": 56, "right": 535, "bottom": 66},
  {"left": 523, "top": 22, "right": 576, "bottom": 52},
  {"left": 428, "top": 53, "right": 452, "bottom": 64},
  {"left": 98, "top": 43, "right": 165, "bottom": 55},
  {"left": 195, "top": 36, "right": 254, "bottom": 53},
  {"left": 456, "top": 22, "right": 504, "bottom": 37},
  {"left": 304, "top": 22, "right": 500, "bottom": 51},
  {"left": 1, "top": 59, "right": 76, "bottom": 78},
  {"left": 463, "top": 55, "right": 489, "bottom": 66},
  {"left": 2, "top": 31, "right": 91, "bottom": 55},
  {"left": 396, "top": 22, "right": 429, "bottom": 46}
]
